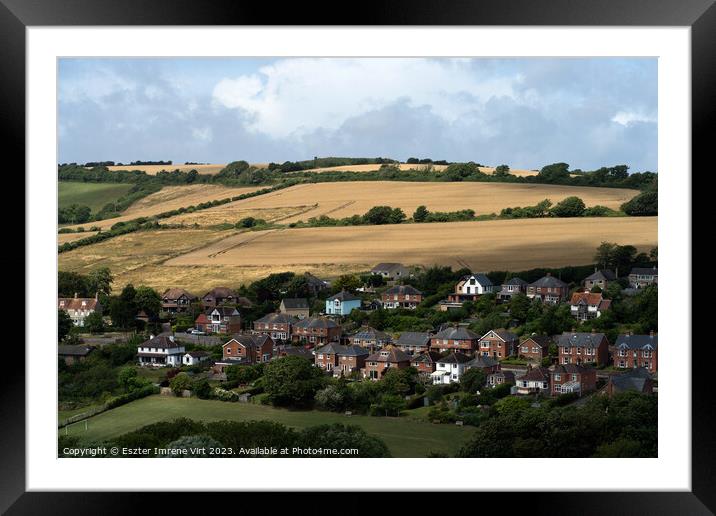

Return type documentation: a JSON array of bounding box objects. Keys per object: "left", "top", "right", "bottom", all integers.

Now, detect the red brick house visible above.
[
  {"left": 335, "top": 345, "right": 370, "bottom": 376},
  {"left": 395, "top": 331, "right": 432, "bottom": 354},
  {"left": 465, "top": 355, "right": 500, "bottom": 375},
  {"left": 291, "top": 317, "right": 341, "bottom": 346},
  {"left": 314, "top": 342, "right": 343, "bottom": 372},
  {"left": 526, "top": 273, "right": 570, "bottom": 304},
  {"left": 252, "top": 312, "right": 297, "bottom": 342},
  {"left": 517, "top": 335, "right": 552, "bottom": 363},
  {"left": 347, "top": 326, "right": 392, "bottom": 351},
  {"left": 222, "top": 334, "right": 274, "bottom": 364},
  {"left": 381, "top": 285, "right": 423, "bottom": 309},
  {"left": 362, "top": 346, "right": 411, "bottom": 380},
  {"left": 478, "top": 329, "right": 519, "bottom": 359},
  {"left": 515, "top": 366, "right": 551, "bottom": 395},
  {"left": 204, "top": 306, "right": 242, "bottom": 334},
  {"left": 613, "top": 332, "right": 658, "bottom": 373},
  {"left": 58, "top": 345, "right": 95, "bottom": 366},
  {"left": 410, "top": 351, "right": 442, "bottom": 376},
  {"left": 497, "top": 277, "right": 528, "bottom": 302},
  {"left": 430, "top": 326, "right": 480, "bottom": 353},
  {"left": 161, "top": 288, "right": 197, "bottom": 313},
  {"left": 487, "top": 370, "right": 515, "bottom": 387},
  {"left": 584, "top": 269, "right": 616, "bottom": 291},
  {"left": 551, "top": 364, "right": 597, "bottom": 397},
  {"left": 557, "top": 330, "right": 609, "bottom": 366},
  {"left": 569, "top": 292, "right": 611, "bottom": 321}
]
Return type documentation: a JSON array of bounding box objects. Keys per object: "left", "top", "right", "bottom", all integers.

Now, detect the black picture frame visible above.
[{"left": 4, "top": 0, "right": 709, "bottom": 513}]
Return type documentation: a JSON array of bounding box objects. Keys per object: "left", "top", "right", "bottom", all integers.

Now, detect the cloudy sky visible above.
[{"left": 58, "top": 57, "right": 657, "bottom": 171}]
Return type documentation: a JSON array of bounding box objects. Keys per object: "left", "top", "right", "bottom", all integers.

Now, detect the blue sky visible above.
[{"left": 58, "top": 57, "right": 657, "bottom": 171}]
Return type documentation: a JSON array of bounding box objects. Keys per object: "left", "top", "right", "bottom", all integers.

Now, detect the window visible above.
[
  {"left": 554, "top": 374, "right": 561, "bottom": 381},
  {"left": 571, "top": 374, "right": 577, "bottom": 381},
  {"left": 226, "top": 348, "right": 231, "bottom": 354},
  {"left": 555, "top": 385, "right": 562, "bottom": 393},
  {"left": 577, "top": 347, "right": 581, "bottom": 355},
  {"left": 522, "top": 346, "right": 529, "bottom": 353}
]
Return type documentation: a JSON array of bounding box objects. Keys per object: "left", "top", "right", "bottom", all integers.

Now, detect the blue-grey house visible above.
[{"left": 325, "top": 290, "right": 361, "bottom": 316}]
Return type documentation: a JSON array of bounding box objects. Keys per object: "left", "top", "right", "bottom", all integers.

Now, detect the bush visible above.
[
  {"left": 105, "top": 384, "right": 159, "bottom": 409},
  {"left": 213, "top": 387, "right": 240, "bottom": 402},
  {"left": 551, "top": 196, "right": 586, "bottom": 217}
]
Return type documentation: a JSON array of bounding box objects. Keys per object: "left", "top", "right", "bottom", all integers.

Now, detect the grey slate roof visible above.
[
  {"left": 557, "top": 332, "right": 607, "bottom": 348},
  {"left": 255, "top": 313, "right": 298, "bottom": 325},
  {"left": 615, "top": 334, "right": 658, "bottom": 350},
  {"left": 141, "top": 335, "right": 180, "bottom": 349},
  {"left": 366, "top": 347, "right": 411, "bottom": 363},
  {"left": 520, "top": 366, "right": 551, "bottom": 381},
  {"left": 411, "top": 351, "right": 441, "bottom": 364},
  {"left": 629, "top": 267, "right": 658, "bottom": 276},
  {"left": 530, "top": 275, "right": 569, "bottom": 288},
  {"left": 294, "top": 317, "right": 339, "bottom": 329},
  {"left": 609, "top": 368, "right": 653, "bottom": 393},
  {"left": 327, "top": 290, "right": 361, "bottom": 302},
  {"left": 585, "top": 269, "right": 616, "bottom": 281},
  {"left": 434, "top": 326, "right": 479, "bottom": 341},
  {"left": 314, "top": 342, "right": 346, "bottom": 355},
  {"left": 503, "top": 277, "right": 528, "bottom": 286},
  {"left": 281, "top": 298, "right": 309, "bottom": 309},
  {"left": 466, "top": 355, "right": 499, "bottom": 369},
  {"left": 437, "top": 352, "right": 472, "bottom": 364},
  {"left": 384, "top": 284, "right": 423, "bottom": 296},
  {"left": 396, "top": 331, "right": 432, "bottom": 348},
  {"left": 522, "top": 335, "right": 552, "bottom": 347},
  {"left": 463, "top": 273, "right": 493, "bottom": 286},
  {"left": 339, "top": 345, "right": 370, "bottom": 357},
  {"left": 481, "top": 329, "right": 518, "bottom": 342},
  {"left": 552, "top": 363, "right": 592, "bottom": 375},
  {"left": 58, "top": 345, "right": 95, "bottom": 356},
  {"left": 226, "top": 333, "right": 271, "bottom": 348},
  {"left": 371, "top": 263, "right": 405, "bottom": 273},
  {"left": 210, "top": 306, "right": 240, "bottom": 316},
  {"left": 350, "top": 326, "right": 391, "bottom": 342}
]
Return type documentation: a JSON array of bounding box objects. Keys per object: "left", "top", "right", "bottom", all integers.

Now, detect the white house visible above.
[
  {"left": 514, "top": 366, "right": 551, "bottom": 395},
  {"left": 182, "top": 350, "right": 211, "bottom": 366},
  {"left": 58, "top": 293, "right": 102, "bottom": 326},
  {"left": 456, "top": 274, "right": 495, "bottom": 296},
  {"left": 137, "top": 335, "right": 185, "bottom": 367},
  {"left": 431, "top": 352, "right": 472, "bottom": 384}
]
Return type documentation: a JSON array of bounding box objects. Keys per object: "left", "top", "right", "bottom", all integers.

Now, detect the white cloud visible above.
[
  {"left": 192, "top": 127, "right": 213, "bottom": 142},
  {"left": 611, "top": 110, "right": 657, "bottom": 126},
  {"left": 211, "top": 58, "right": 521, "bottom": 138}
]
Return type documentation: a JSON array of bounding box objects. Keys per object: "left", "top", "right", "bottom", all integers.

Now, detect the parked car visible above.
[
  {"left": 190, "top": 329, "right": 206, "bottom": 335},
  {"left": 185, "top": 328, "right": 195, "bottom": 333}
]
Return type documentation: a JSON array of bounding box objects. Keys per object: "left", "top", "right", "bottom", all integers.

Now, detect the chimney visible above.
[
  {"left": 95, "top": 292, "right": 99, "bottom": 300},
  {"left": 571, "top": 327, "right": 576, "bottom": 333},
  {"left": 591, "top": 328, "right": 596, "bottom": 334},
  {"left": 169, "top": 335, "right": 175, "bottom": 342},
  {"left": 74, "top": 292, "right": 78, "bottom": 299},
  {"left": 649, "top": 330, "right": 655, "bottom": 337},
  {"left": 546, "top": 272, "right": 552, "bottom": 277}
]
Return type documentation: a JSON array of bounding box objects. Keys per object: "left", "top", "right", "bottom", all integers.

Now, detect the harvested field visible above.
[
  {"left": 58, "top": 231, "right": 99, "bottom": 244},
  {"left": 161, "top": 217, "right": 657, "bottom": 291},
  {"left": 105, "top": 164, "right": 226, "bottom": 175},
  {"left": 298, "top": 163, "right": 539, "bottom": 177},
  {"left": 177, "top": 181, "right": 638, "bottom": 225},
  {"left": 65, "top": 185, "right": 262, "bottom": 231}
]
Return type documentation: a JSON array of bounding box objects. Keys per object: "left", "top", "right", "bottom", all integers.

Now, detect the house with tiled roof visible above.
[
  {"left": 432, "top": 352, "right": 472, "bottom": 384},
  {"left": 605, "top": 367, "right": 655, "bottom": 396},
  {"left": 478, "top": 329, "right": 519, "bottom": 359},
  {"left": 465, "top": 355, "right": 500, "bottom": 375},
  {"left": 304, "top": 272, "right": 330, "bottom": 295},
  {"left": 517, "top": 335, "right": 552, "bottom": 363},
  {"left": 58, "top": 293, "right": 102, "bottom": 327},
  {"left": 182, "top": 350, "right": 210, "bottom": 366},
  {"left": 614, "top": 332, "right": 658, "bottom": 373},
  {"left": 487, "top": 370, "right": 515, "bottom": 388},
  {"left": 335, "top": 345, "right": 370, "bottom": 377},
  {"left": 137, "top": 335, "right": 185, "bottom": 367},
  {"left": 371, "top": 263, "right": 410, "bottom": 281},
  {"left": 201, "top": 287, "right": 240, "bottom": 308},
  {"left": 526, "top": 273, "right": 570, "bottom": 304},
  {"left": 222, "top": 333, "right": 274, "bottom": 365},
  {"left": 204, "top": 306, "right": 242, "bottom": 334},
  {"left": 58, "top": 345, "right": 95, "bottom": 366},
  {"left": 347, "top": 326, "right": 391, "bottom": 351},
  {"left": 381, "top": 284, "right": 423, "bottom": 309},
  {"left": 291, "top": 317, "right": 341, "bottom": 346},
  {"left": 252, "top": 312, "right": 297, "bottom": 341},
  {"left": 362, "top": 346, "right": 411, "bottom": 380},
  {"left": 557, "top": 330, "right": 609, "bottom": 366},
  {"left": 515, "top": 366, "right": 551, "bottom": 395},
  {"left": 314, "top": 342, "right": 345, "bottom": 372},
  {"left": 551, "top": 364, "right": 597, "bottom": 397},
  {"left": 497, "top": 277, "right": 528, "bottom": 302},
  {"left": 569, "top": 292, "right": 611, "bottom": 321},
  {"left": 395, "top": 331, "right": 432, "bottom": 354},
  {"left": 628, "top": 266, "right": 658, "bottom": 289},
  {"left": 447, "top": 273, "right": 495, "bottom": 304},
  {"left": 161, "top": 288, "right": 197, "bottom": 313},
  {"left": 431, "top": 326, "right": 481, "bottom": 353},
  {"left": 325, "top": 290, "right": 361, "bottom": 316},
  {"left": 279, "top": 298, "right": 310, "bottom": 319},
  {"left": 584, "top": 269, "right": 616, "bottom": 291},
  {"left": 411, "top": 351, "right": 442, "bottom": 376}
]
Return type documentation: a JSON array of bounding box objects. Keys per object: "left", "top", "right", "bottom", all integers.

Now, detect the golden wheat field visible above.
[
  {"left": 296, "top": 163, "right": 541, "bottom": 177},
  {"left": 58, "top": 231, "right": 99, "bottom": 244},
  {"left": 160, "top": 181, "right": 638, "bottom": 227},
  {"left": 64, "top": 185, "right": 262, "bottom": 232},
  {"left": 104, "top": 164, "right": 226, "bottom": 175}
]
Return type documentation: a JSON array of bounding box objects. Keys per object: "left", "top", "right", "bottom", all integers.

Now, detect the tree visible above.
[
  {"left": 315, "top": 384, "right": 350, "bottom": 412},
  {"left": 134, "top": 286, "right": 162, "bottom": 319},
  {"left": 412, "top": 205, "right": 429, "bottom": 222},
  {"left": 297, "top": 424, "right": 391, "bottom": 458},
  {"left": 460, "top": 368, "right": 487, "bottom": 393},
  {"left": 538, "top": 162, "right": 570, "bottom": 182},
  {"left": 164, "top": 435, "right": 224, "bottom": 457},
  {"left": 58, "top": 309, "right": 73, "bottom": 342},
  {"left": 508, "top": 293, "right": 531, "bottom": 323},
  {"left": 118, "top": 366, "right": 139, "bottom": 392},
  {"left": 363, "top": 206, "right": 406, "bottom": 225},
  {"left": 594, "top": 242, "right": 618, "bottom": 270},
  {"left": 376, "top": 394, "right": 406, "bottom": 417},
  {"left": 380, "top": 367, "right": 416, "bottom": 396},
  {"left": 649, "top": 246, "right": 658, "bottom": 261},
  {"left": 551, "top": 196, "right": 586, "bottom": 217},
  {"left": 87, "top": 267, "right": 113, "bottom": 298},
  {"left": 493, "top": 164, "right": 510, "bottom": 177},
  {"left": 263, "top": 356, "right": 325, "bottom": 407},
  {"left": 84, "top": 311, "right": 105, "bottom": 334},
  {"left": 170, "top": 372, "right": 193, "bottom": 396},
  {"left": 108, "top": 284, "right": 138, "bottom": 328},
  {"left": 621, "top": 191, "right": 657, "bottom": 216},
  {"left": 333, "top": 274, "right": 361, "bottom": 292}
]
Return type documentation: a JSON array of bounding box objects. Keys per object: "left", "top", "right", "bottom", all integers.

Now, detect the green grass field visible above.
[
  {"left": 63, "top": 395, "right": 475, "bottom": 457},
  {"left": 58, "top": 182, "right": 134, "bottom": 212}
]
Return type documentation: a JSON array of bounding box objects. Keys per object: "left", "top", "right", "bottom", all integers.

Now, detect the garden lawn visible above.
[
  {"left": 58, "top": 182, "right": 134, "bottom": 213},
  {"left": 65, "top": 395, "right": 475, "bottom": 457}
]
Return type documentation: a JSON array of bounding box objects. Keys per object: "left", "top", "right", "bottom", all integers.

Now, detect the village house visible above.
[
  {"left": 252, "top": 312, "right": 297, "bottom": 342},
  {"left": 478, "top": 329, "right": 519, "bottom": 359},
  {"left": 58, "top": 293, "right": 102, "bottom": 327},
  {"left": 432, "top": 352, "right": 472, "bottom": 384},
  {"left": 584, "top": 269, "right": 616, "bottom": 291},
  {"left": 411, "top": 351, "right": 442, "bottom": 376},
  {"left": 557, "top": 330, "right": 609, "bottom": 366},
  {"left": 304, "top": 272, "right": 330, "bottom": 295},
  {"left": 497, "top": 277, "right": 528, "bottom": 302},
  {"left": 628, "top": 267, "right": 658, "bottom": 289},
  {"left": 514, "top": 366, "right": 551, "bottom": 395},
  {"left": 371, "top": 262, "right": 410, "bottom": 281},
  {"left": 182, "top": 350, "right": 210, "bottom": 366},
  {"left": 222, "top": 334, "right": 274, "bottom": 364},
  {"left": 347, "top": 326, "right": 391, "bottom": 351},
  {"left": 313, "top": 342, "right": 344, "bottom": 372},
  {"left": 201, "top": 306, "right": 242, "bottom": 334},
  {"left": 605, "top": 367, "right": 654, "bottom": 396},
  {"left": 161, "top": 288, "right": 197, "bottom": 314},
  {"left": 448, "top": 273, "right": 495, "bottom": 303},
  {"left": 551, "top": 364, "right": 597, "bottom": 397},
  {"left": 274, "top": 345, "right": 314, "bottom": 360},
  {"left": 465, "top": 355, "right": 500, "bottom": 375},
  {"left": 517, "top": 335, "right": 552, "bottom": 363},
  {"left": 487, "top": 370, "right": 515, "bottom": 387},
  {"left": 381, "top": 284, "right": 423, "bottom": 309},
  {"left": 613, "top": 332, "right": 658, "bottom": 373},
  {"left": 526, "top": 273, "right": 570, "bottom": 304},
  {"left": 137, "top": 335, "right": 185, "bottom": 367},
  {"left": 395, "top": 331, "right": 432, "bottom": 354},
  {"left": 431, "top": 326, "right": 481, "bottom": 354},
  {"left": 569, "top": 292, "right": 611, "bottom": 321},
  {"left": 291, "top": 317, "right": 341, "bottom": 346},
  {"left": 279, "top": 298, "right": 310, "bottom": 319},
  {"left": 325, "top": 290, "right": 361, "bottom": 316},
  {"left": 201, "top": 286, "right": 241, "bottom": 308},
  {"left": 315, "top": 344, "right": 370, "bottom": 376},
  {"left": 362, "top": 346, "right": 411, "bottom": 380},
  {"left": 58, "top": 345, "right": 95, "bottom": 366}
]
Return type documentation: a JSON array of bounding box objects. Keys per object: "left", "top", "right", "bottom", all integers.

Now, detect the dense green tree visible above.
[
  {"left": 169, "top": 372, "right": 193, "bottom": 395},
  {"left": 412, "top": 205, "right": 429, "bottom": 222},
  {"left": 87, "top": 267, "right": 113, "bottom": 298},
  {"left": 297, "top": 423, "right": 391, "bottom": 457},
  {"left": 58, "top": 271, "right": 90, "bottom": 298},
  {"left": 263, "top": 356, "right": 325, "bottom": 407},
  {"left": 621, "top": 191, "right": 658, "bottom": 216},
  {"left": 332, "top": 274, "right": 361, "bottom": 292},
  {"left": 538, "top": 162, "right": 570, "bottom": 182},
  {"left": 164, "top": 435, "right": 224, "bottom": 457},
  {"left": 362, "top": 206, "right": 406, "bottom": 225},
  {"left": 315, "top": 384, "right": 351, "bottom": 412},
  {"left": 84, "top": 311, "right": 105, "bottom": 334},
  {"left": 58, "top": 309, "right": 74, "bottom": 342},
  {"left": 460, "top": 368, "right": 487, "bottom": 393},
  {"left": 493, "top": 164, "right": 511, "bottom": 177},
  {"left": 134, "top": 286, "right": 162, "bottom": 319},
  {"left": 551, "top": 196, "right": 586, "bottom": 217}
]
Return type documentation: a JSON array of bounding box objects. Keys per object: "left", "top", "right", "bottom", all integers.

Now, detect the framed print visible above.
[{"left": 4, "top": 0, "right": 712, "bottom": 512}]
